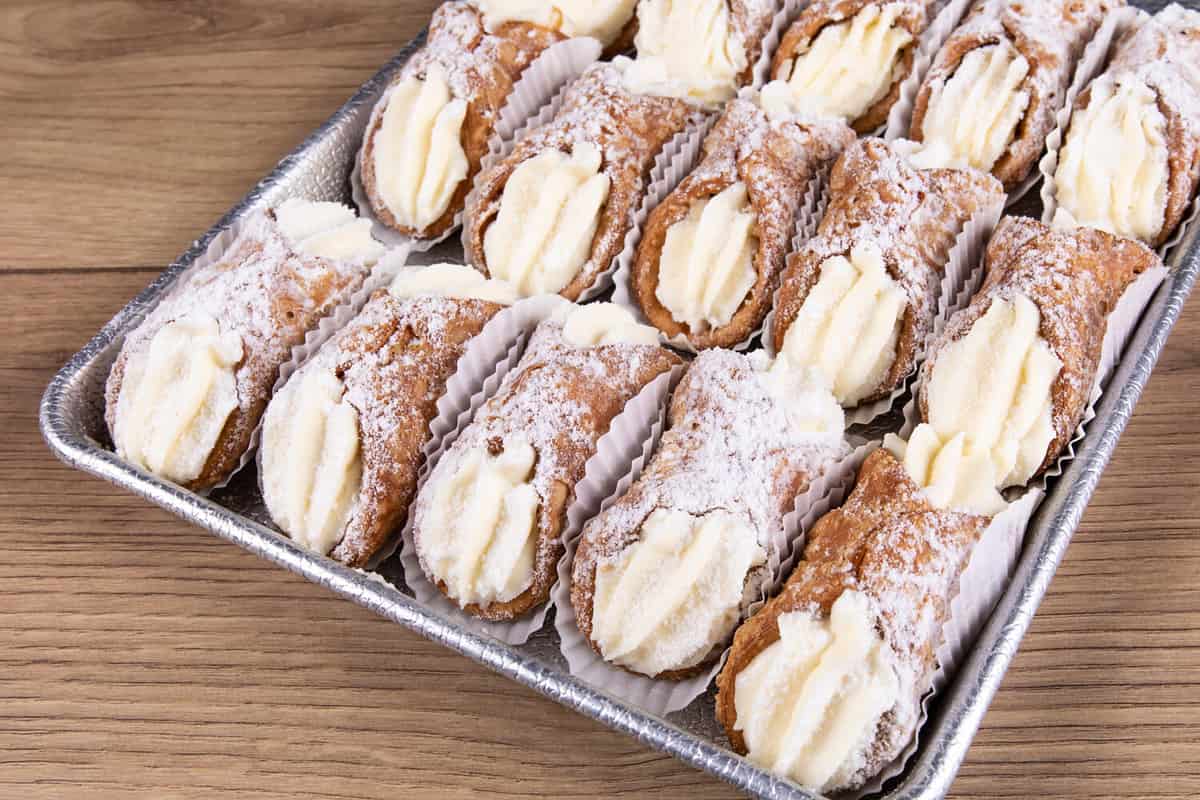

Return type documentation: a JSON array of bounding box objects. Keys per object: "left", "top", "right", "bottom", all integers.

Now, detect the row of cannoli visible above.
[{"left": 714, "top": 217, "right": 1160, "bottom": 793}]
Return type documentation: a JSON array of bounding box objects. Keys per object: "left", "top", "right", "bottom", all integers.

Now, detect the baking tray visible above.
[{"left": 38, "top": 2, "right": 1198, "bottom": 797}]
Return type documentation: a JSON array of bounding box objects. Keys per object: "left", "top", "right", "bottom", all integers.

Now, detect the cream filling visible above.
[
  {"left": 373, "top": 65, "right": 470, "bottom": 233},
  {"left": 655, "top": 181, "right": 759, "bottom": 331},
  {"left": 261, "top": 367, "right": 363, "bottom": 556},
  {"left": 475, "top": 0, "right": 637, "bottom": 46},
  {"left": 908, "top": 43, "right": 1031, "bottom": 172},
  {"left": 557, "top": 301, "right": 662, "bottom": 346},
  {"left": 733, "top": 590, "right": 901, "bottom": 793},
  {"left": 623, "top": 0, "right": 748, "bottom": 106},
  {"left": 765, "top": 4, "right": 912, "bottom": 122},
  {"left": 113, "top": 313, "right": 243, "bottom": 484},
  {"left": 275, "top": 199, "right": 387, "bottom": 264},
  {"left": 1052, "top": 75, "right": 1169, "bottom": 243},
  {"left": 420, "top": 437, "right": 540, "bottom": 606},
  {"left": 388, "top": 263, "right": 519, "bottom": 304},
  {"left": 483, "top": 142, "right": 611, "bottom": 295},
  {"left": 778, "top": 241, "right": 906, "bottom": 407},
  {"left": 885, "top": 426, "right": 1007, "bottom": 515},
  {"left": 926, "top": 294, "right": 1062, "bottom": 489},
  {"left": 592, "top": 508, "right": 766, "bottom": 676}
]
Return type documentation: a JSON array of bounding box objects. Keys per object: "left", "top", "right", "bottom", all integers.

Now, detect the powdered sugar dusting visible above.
[{"left": 576, "top": 350, "right": 850, "bottom": 614}]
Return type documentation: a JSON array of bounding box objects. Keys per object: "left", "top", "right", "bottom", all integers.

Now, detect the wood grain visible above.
[{"left": 3, "top": 2, "right": 1200, "bottom": 798}]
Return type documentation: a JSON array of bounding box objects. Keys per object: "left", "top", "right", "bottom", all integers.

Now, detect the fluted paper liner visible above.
[
  {"left": 761, "top": 190, "right": 1004, "bottom": 428},
  {"left": 191, "top": 217, "right": 406, "bottom": 496},
  {"left": 395, "top": 297, "right": 692, "bottom": 645},
  {"left": 1037, "top": 8, "right": 1200, "bottom": 259},
  {"left": 460, "top": 76, "right": 712, "bottom": 304},
  {"left": 860, "top": 260, "right": 1168, "bottom": 797},
  {"left": 879, "top": 0, "right": 976, "bottom": 138},
  {"left": 352, "top": 36, "right": 604, "bottom": 252},
  {"left": 551, "top": 374, "right": 876, "bottom": 716},
  {"left": 610, "top": 86, "right": 830, "bottom": 354}
]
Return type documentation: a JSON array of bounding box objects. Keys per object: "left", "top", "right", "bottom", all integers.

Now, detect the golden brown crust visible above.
[
  {"left": 412, "top": 321, "right": 682, "bottom": 620},
  {"left": 464, "top": 63, "right": 701, "bottom": 301},
  {"left": 300, "top": 293, "right": 506, "bottom": 568},
  {"left": 631, "top": 99, "right": 854, "bottom": 349},
  {"left": 569, "top": 349, "right": 846, "bottom": 679},
  {"left": 104, "top": 210, "right": 372, "bottom": 493},
  {"left": 715, "top": 448, "right": 987, "bottom": 789},
  {"left": 359, "top": 2, "right": 563, "bottom": 240},
  {"left": 769, "top": 138, "right": 1004, "bottom": 405},
  {"left": 918, "top": 216, "right": 1159, "bottom": 478},
  {"left": 772, "top": 0, "right": 934, "bottom": 133},
  {"left": 909, "top": 0, "right": 1116, "bottom": 190}
]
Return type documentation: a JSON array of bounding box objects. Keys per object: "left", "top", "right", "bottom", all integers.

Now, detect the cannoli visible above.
[
  {"left": 105, "top": 200, "right": 386, "bottom": 492},
  {"left": 915, "top": 215, "right": 1159, "bottom": 491},
  {"left": 769, "top": 138, "right": 1004, "bottom": 408},
  {"left": 1052, "top": 4, "right": 1200, "bottom": 246},
  {"left": 570, "top": 351, "right": 848, "bottom": 679},
  {"left": 630, "top": 95, "right": 855, "bottom": 349},
  {"left": 907, "top": 0, "right": 1117, "bottom": 189},
  {"left": 411, "top": 303, "right": 682, "bottom": 620},
  {"left": 763, "top": 0, "right": 935, "bottom": 133},
  {"left": 472, "top": 0, "right": 640, "bottom": 56},
  {"left": 618, "top": 0, "right": 780, "bottom": 107},
  {"left": 358, "top": 2, "right": 564, "bottom": 241},
  {"left": 715, "top": 448, "right": 989, "bottom": 793},
  {"left": 464, "top": 62, "right": 703, "bottom": 300},
  {"left": 259, "top": 265, "right": 519, "bottom": 567}
]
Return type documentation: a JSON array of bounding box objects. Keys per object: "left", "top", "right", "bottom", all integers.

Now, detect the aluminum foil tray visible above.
[{"left": 39, "top": 3, "right": 1198, "bottom": 796}]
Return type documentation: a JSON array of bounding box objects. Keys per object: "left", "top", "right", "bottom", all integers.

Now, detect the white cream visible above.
[
  {"left": 275, "top": 199, "right": 387, "bottom": 264},
  {"left": 655, "top": 182, "right": 759, "bottom": 331},
  {"left": 767, "top": 4, "right": 912, "bottom": 122},
  {"left": 483, "top": 142, "right": 611, "bottom": 295},
  {"left": 261, "top": 367, "right": 364, "bottom": 556},
  {"left": 909, "top": 43, "right": 1031, "bottom": 172},
  {"left": 624, "top": 0, "right": 748, "bottom": 106},
  {"left": 733, "top": 591, "right": 901, "bottom": 793},
  {"left": 388, "top": 263, "right": 520, "bottom": 304},
  {"left": 885, "top": 426, "right": 1007, "bottom": 515},
  {"left": 420, "top": 437, "right": 540, "bottom": 606},
  {"left": 1052, "top": 75, "right": 1169, "bottom": 242},
  {"left": 557, "top": 301, "right": 662, "bottom": 346},
  {"left": 778, "top": 241, "right": 907, "bottom": 407},
  {"left": 113, "top": 312, "right": 243, "bottom": 485},
  {"left": 373, "top": 65, "right": 470, "bottom": 233},
  {"left": 475, "top": 0, "right": 637, "bottom": 46},
  {"left": 926, "top": 294, "right": 1062, "bottom": 489},
  {"left": 592, "top": 508, "right": 766, "bottom": 676}
]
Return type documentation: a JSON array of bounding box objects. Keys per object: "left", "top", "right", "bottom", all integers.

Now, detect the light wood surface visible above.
[{"left": 3, "top": 2, "right": 1200, "bottom": 798}]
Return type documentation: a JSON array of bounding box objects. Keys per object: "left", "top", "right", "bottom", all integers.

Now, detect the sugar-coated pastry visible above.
[
  {"left": 618, "top": 0, "right": 780, "bottom": 107},
  {"left": 472, "top": 0, "right": 639, "bottom": 55},
  {"left": 907, "top": 0, "right": 1117, "bottom": 189},
  {"left": 465, "top": 63, "right": 703, "bottom": 300},
  {"left": 763, "top": 0, "right": 935, "bottom": 133},
  {"left": 715, "top": 448, "right": 988, "bottom": 794},
  {"left": 916, "top": 216, "right": 1159, "bottom": 490},
  {"left": 359, "top": 2, "right": 564, "bottom": 241},
  {"left": 1052, "top": 4, "right": 1200, "bottom": 246},
  {"left": 259, "top": 264, "right": 519, "bottom": 567},
  {"left": 770, "top": 138, "right": 1005, "bottom": 408},
  {"left": 631, "top": 95, "right": 855, "bottom": 349},
  {"left": 570, "top": 351, "right": 848, "bottom": 679},
  {"left": 411, "top": 303, "right": 682, "bottom": 620},
  {"left": 105, "top": 201, "right": 385, "bottom": 492}
]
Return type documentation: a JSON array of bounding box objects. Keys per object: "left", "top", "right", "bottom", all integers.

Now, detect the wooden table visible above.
[{"left": 3, "top": 2, "right": 1199, "bottom": 797}]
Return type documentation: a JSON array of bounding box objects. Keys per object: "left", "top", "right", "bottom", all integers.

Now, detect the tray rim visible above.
[{"left": 36, "top": 13, "right": 1200, "bottom": 800}]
